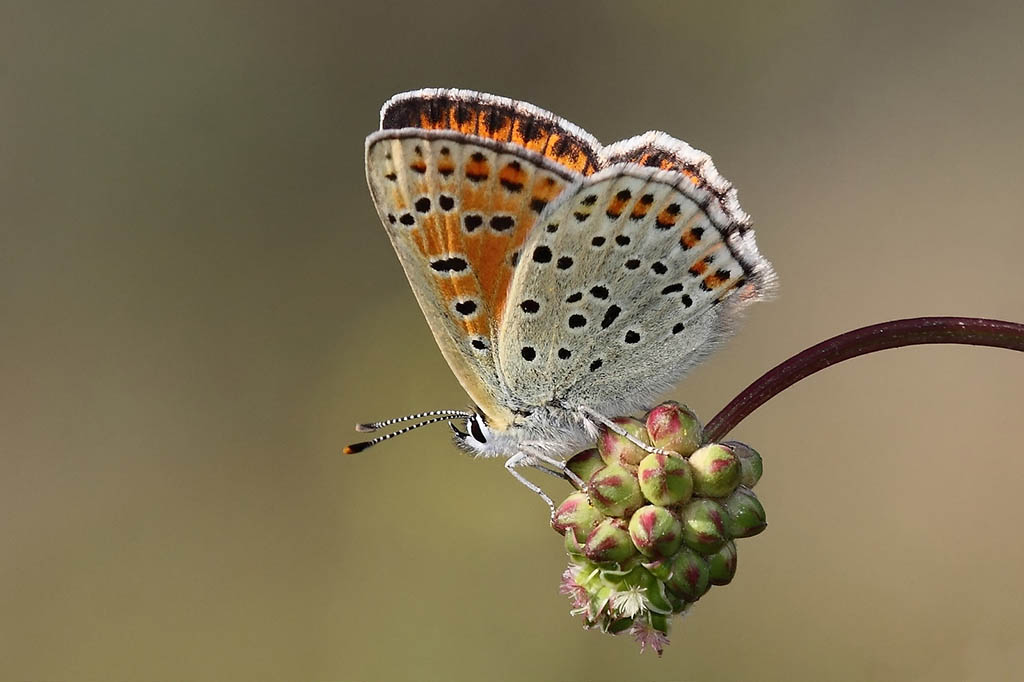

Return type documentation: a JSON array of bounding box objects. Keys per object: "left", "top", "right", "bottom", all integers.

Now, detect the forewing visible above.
[
  {"left": 496, "top": 151, "right": 775, "bottom": 415},
  {"left": 365, "top": 90, "right": 598, "bottom": 425}
]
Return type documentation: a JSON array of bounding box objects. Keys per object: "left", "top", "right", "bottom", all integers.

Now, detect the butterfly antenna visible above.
[
  {"left": 344, "top": 414, "right": 467, "bottom": 454},
  {"left": 355, "top": 409, "right": 473, "bottom": 433}
]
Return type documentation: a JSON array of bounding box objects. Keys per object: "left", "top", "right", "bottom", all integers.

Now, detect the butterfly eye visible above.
[{"left": 468, "top": 416, "right": 488, "bottom": 444}]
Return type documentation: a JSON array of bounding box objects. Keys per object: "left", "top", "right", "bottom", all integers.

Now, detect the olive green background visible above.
[{"left": 3, "top": 1, "right": 1023, "bottom": 680}]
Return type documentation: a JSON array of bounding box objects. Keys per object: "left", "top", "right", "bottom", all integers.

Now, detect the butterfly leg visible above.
[
  {"left": 505, "top": 452, "right": 555, "bottom": 514},
  {"left": 526, "top": 449, "right": 586, "bottom": 490},
  {"left": 525, "top": 459, "right": 573, "bottom": 482},
  {"left": 578, "top": 406, "right": 675, "bottom": 456}
]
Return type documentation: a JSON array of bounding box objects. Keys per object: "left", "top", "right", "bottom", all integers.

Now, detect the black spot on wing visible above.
[
  {"left": 430, "top": 257, "right": 468, "bottom": 273},
  {"left": 532, "top": 246, "right": 552, "bottom": 263},
  {"left": 490, "top": 216, "right": 515, "bottom": 231},
  {"left": 600, "top": 305, "right": 621, "bottom": 329}
]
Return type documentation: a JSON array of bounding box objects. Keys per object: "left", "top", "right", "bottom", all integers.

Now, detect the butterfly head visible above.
[
  {"left": 344, "top": 406, "right": 523, "bottom": 458},
  {"left": 449, "top": 411, "right": 494, "bottom": 454}
]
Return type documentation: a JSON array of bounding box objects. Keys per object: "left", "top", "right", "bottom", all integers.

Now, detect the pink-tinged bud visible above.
[
  {"left": 679, "top": 498, "right": 730, "bottom": 555},
  {"left": 628, "top": 505, "right": 683, "bottom": 559},
  {"left": 664, "top": 547, "right": 711, "bottom": 601},
  {"left": 566, "top": 448, "right": 605, "bottom": 484},
  {"left": 597, "top": 417, "right": 651, "bottom": 470},
  {"left": 722, "top": 486, "right": 767, "bottom": 538},
  {"left": 708, "top": 541, "right": 738, "bottom": 585},
  {"left": 645, "top": 401, "right": 703, "bottom": 456},
  {"left": 637, "top": 453, "right": 694, "bottom": 506},
  {"left": 583, "top": 518, "right": 639, "bottom": 564},
  {"left": 588, "top": 464, "right": 644, "bottom": 518},
  {"left": 724, "top": 440, "right": 763, "bottom": 488},
  {"left": 689, "top": 443, "right": 741, "bottom": 498},
  {"left": 552, "top": 491, "right": 605, "bottom": 542}
]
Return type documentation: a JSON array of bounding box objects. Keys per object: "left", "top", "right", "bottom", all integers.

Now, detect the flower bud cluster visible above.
[{"left": 553, "top": 402, "right": 766, "bottom": 654}]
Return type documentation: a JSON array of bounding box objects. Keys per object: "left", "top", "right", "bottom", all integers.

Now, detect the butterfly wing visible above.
[
  {"left": 496, "top": 132, "right": 776, "bottom": 416},
  {"left": 364, "top": 89, "right": 603, "bottom": 427}
]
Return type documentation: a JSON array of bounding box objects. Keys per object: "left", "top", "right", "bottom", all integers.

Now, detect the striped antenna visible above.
[
  {"left": 344, "top": 414, "right": 465, "bottom": 454},
  {"left": 355, "top": 409, "right": 473, "bottom": 433}
]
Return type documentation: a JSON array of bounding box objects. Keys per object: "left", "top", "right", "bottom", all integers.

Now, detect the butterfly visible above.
[{"left": 347, "top": 88, "right": 776, "bottom": 510}]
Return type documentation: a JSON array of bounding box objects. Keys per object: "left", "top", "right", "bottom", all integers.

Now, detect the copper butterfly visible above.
[{"left": 348, "top": 89, "right": 776, "bottom": 510}]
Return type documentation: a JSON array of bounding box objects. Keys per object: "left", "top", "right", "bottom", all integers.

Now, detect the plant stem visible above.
[{"left": 704, "top": 317, "right": 1024, "bottom": 442}]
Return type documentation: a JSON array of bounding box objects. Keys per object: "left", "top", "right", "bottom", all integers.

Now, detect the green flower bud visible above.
[
  {"left": 565, "top": 529, "right": 586, "bottom": 557},
  {"left": 637, "top": 452, "right": 694, "bottom": 506},
  {"left": 566, "top": 448, "right": 605, "bottom": 484},
  {"left": 552, "top": 491, "right": 605, "bottom": 542},
  {"left": 689, "top": 443, "right": 741, "bottom": 498},
  {"left": 707, "top": 541, "right": 738, "bottom": 585},
  {"left": 597, "top": 417, "right": 651, "bottom": 470},
  {"left": 628, "top": 505, "right": 683, "bottom": 559},
  {"left": 648, "top": 611, "right": 670, "bottom": 634},
  {"left": 645, "top": 401, "right": 703, "bottom": 456},
  {"left": 679, "top": 498, "right": 729, "bottom": 554},
  {"left": 724, "top": 440, "right": 763, "bottom": 488},
  {"left": 588, "top": 464, "right": 644, "bottom": 517},
  {"left": 583, "top": 518, "right": 639, "bottom": 564},
  {"left": 664, "top": 546, "right": 710, "bottom": 601},
  {"left": 722, "top": 486, "right": 767, "bottom": 538},
  {"left": 665, "top": 590, "right": 686, "bottom": 614},
  {"left": 606, "top": 617, "right": 635, "bottom": 634},
  {"left": 643, "top": 558, "right": 671, "bottom": 582}
]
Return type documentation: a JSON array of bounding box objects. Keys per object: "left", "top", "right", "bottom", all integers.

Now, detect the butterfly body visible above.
[{"left": 360, "top": 89, "right": 775, "bottom": 487}]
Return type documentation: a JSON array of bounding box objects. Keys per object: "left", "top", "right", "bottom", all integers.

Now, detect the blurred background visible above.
[{"left": 2, "top": 1, "right": 1023, "bottom": 680}]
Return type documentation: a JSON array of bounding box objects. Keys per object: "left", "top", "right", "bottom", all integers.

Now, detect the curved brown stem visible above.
[{"left": 704, "top": 317, "right": 1024, "bottom": 443}]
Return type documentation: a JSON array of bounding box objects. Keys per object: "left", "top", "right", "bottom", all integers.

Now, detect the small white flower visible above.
[{"left": 610, "top": 585, "right": 649, "bottom": 618}]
